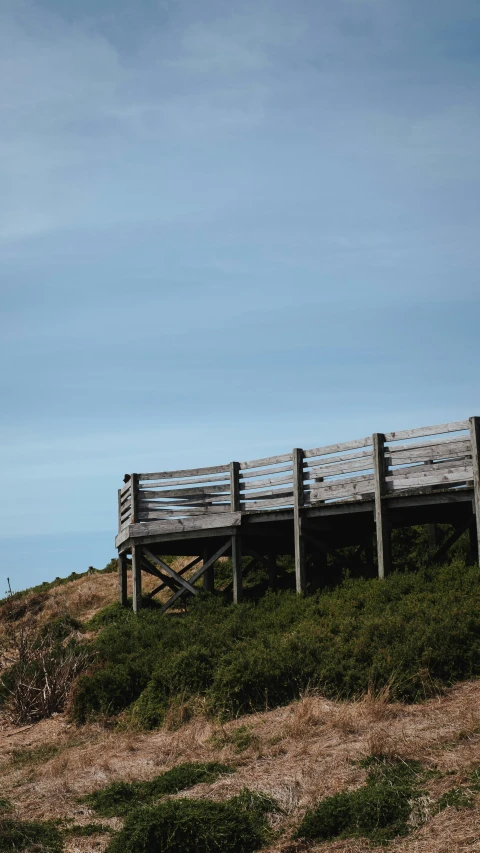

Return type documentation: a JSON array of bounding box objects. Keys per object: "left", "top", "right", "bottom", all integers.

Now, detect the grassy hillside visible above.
[{"left": 1, "top": 528, "right": 480, "bottom": 851}]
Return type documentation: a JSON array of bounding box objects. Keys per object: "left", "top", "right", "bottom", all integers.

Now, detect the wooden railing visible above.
[{"left": 118, "top": 418, "right": 478, "bottom": 531}]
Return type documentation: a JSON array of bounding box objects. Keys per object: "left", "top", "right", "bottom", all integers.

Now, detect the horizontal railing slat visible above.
[
  {"left": 241, "top": 486, "right": 294, "bottom": 501},
  {"left": 305, "top": 456, "right": 374, "bottom": 480},
  {"left": 239, "top": 463, "right": 293, "bottom": 480},
  {"left": 241, "top": 495, "right": 295, "bottom": 511},
  {"left": 240, "top": 473, "right": 294, "bottom": 492},
  {"left": 310, "top": 474, "right": 375, "bottom": 500},
  {"left": 385, "top": 438, "right": 471, "bottom": 465},
  {"left": 138, "top": 464, "right": 229, "bottom": 480},
  {"left": 239, "top": 453, "right": 292, "bottom": 471},
  {"left": 384, "top": 420, "right": 469, "bottom": 443},
  {"left": 386, "top": 468, "right": 472, "bottom": 492},
  {"left": 138, "top": 472, "right": 231, "bottom": 489},
  {"left": 140, "top": 484, "right": 230, "bottom": 499},
  {"left": 304, "top": 437, "right": 371, "bottom": 459}
]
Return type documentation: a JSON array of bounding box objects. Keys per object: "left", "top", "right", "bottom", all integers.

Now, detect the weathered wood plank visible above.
[
  {"left": 138, "top": 472, "right": 230, "bottom": 489},
  {"left": 386, "top": 439, "right": 471, "bottom": 465},
  {"left": 240, "top": 486, "right": 294, "bottom": 501},
  {"left": 373, "top": 433, "right": 391, "bottom": 579},
  {"left": 120, "top": 480, "right": 131, "bottom": 496},
  {"left": 387, "top": 459, "right": 472, "bottom": 482},
  {"left": 241, "top": 494, "right": 295, "bottom": 510},
  {"left": 386, "top": 467, "right": 472, "bottom": 491},
  {"left": 470, "top": 417, "right": 480, "bottom": 564},
  {"left": 240, "top": 463, "right": 293, "bottom": 480},
  {"left": 304, "top": 437, "right": 371, "bottom": 459},
  {"left": 239, "top": 453, "right": 292, "bottom": 470},
  {"left": 310, "top": 473, "right": 375, "bottom": 500},
  {"left": 305, "top": 456, "right": 374, "bottom": 479},
  {"left": 127, "top": 512, "right": 242, "bottom": 538},
  {"left": 385, "top": 434, "right": 471, "bottom": 456},
  {"left": 140, "top": 484, "right": 231, "bottom": 499},
  {"left": 240, "top": 473, "right": 294, "bottom": 491},
  {"left": 384, "top": 420, "right": 469, "bottom": 442},
  {"left": 139, "top": 464, "right": 229, "bottom": 480}
]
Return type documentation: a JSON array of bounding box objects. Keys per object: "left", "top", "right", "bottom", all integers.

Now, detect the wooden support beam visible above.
[
  {"left": 118, "top": 553, "right": 128, "bottom": 606},
  {"left": 293, "top": 448, "right": 306, "bottom": 594},
  {"left": 427, "top": 519, "right": 471, "bottom": 566},
  {"left": 268, "top": 552, "right": 277, "bottom": 589},
  {"left": 132, "top": 544, "right": 142, "bottom": 612},
  {"left": 203, "top": 545, "right": 214, "bottom": 592},
  {"left": 232, "top": 532, "right": 242, "bottom": 603},
  {"left": 302, "top": 528, "right": 352, "bottom": 570},
  {"left": 470, "top": 416, "right": 480, "bottom": 564},
  {"left": 373, "top": 433, "right": 391, "bottom": 579}
]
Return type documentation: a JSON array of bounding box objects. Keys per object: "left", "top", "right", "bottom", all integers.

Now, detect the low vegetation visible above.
[
  {"left": 83, "top": 762, "right": 234, "bottom": 816},
  {"left": 296, "top": 756, "right": 423, "bottom": 843},
  {"left": 104, "top": 789, "right": 278, "bottom": 853},
  {"left": 71, "top": 555, "right": 480, "bottom": 727}
]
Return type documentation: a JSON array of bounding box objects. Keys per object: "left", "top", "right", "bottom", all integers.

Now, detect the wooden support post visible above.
[
  {"left": 117, "top": 489, "right": 122, "bottom": 533},
  {"left": 373, "top": 433, "right": 391, "bottom": 579},
  {"left": 130, "top": 473, "right": 139, "bottom": 523},
  {"left": 232, "top": 532, "right": 242, "bottom": 603},
  {"left": 293, "top": 448, "right": 306, "bottom": 594},
  {"left": 118, "top": 552, "right": 128, "bottom": 606},
  {"left": 365, "top": 533, "right": 375, "bottom": 578},
  {"left": 268, "top": 552, "right": 277, "bottom": 590},
  {"left": 470, "top": 416, "right": 480, "bottom": 565},
  {"left": 230, "top": 461, "right": 240, "bottom": 511},
  {"left": 203, "top": 545, "right": 215, "bottom": 592},
  {"left": 131, "top": 544, "right": 142, "bottom": 612}
]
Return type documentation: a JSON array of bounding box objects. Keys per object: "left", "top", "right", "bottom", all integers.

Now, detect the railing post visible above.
[
  {"left": 293, "top": 448, "right": 306, "bottom": 593},
  {"left": 469, "top": 416, "right": 480, "bottom": 564},
  {"left": 229, "top": 461, "right": 240, "bottom": 511},
  {"left": 118, "top": 552, "right": 128, "bottom": 606},
  {"left": 232, "top": 532, "right": 242, "bottom": 603},
  {"left": 132, "top": 544, "right": 142, "bottom": 612},
  {"left": 130, "top": 473, "right": 139, "bottom": 523},
  {"left": 373, "top": 433, "right": 391, "bottom": 579},
  {"left": 203, "top": 545, "right": 215, "bottom": 592},
  {"left": 117, "top": 489, "right": 122, "bottom": 533}
]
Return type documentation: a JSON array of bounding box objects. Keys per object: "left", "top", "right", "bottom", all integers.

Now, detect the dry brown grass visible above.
[{"left": 1, "top": 679, "right": 479, "bottom": 851}]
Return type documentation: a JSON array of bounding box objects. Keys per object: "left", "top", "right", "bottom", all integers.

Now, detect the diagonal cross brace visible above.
[
  {"left": 160, "top": 539, "right": 231, "bottom": 614},
  {"left": 143, "top": 549, "right": 199, "bottom": 596},
  {"left": 426, "top": 519, "right": 472, "bottom": 566},
  {"left": 146, "top": 555, "right": 203, "bottom": 599}
]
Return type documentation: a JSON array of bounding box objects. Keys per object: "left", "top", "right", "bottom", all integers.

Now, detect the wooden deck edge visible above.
[{"left": 115, "top": 511, "right": 242, "bottom": 548}]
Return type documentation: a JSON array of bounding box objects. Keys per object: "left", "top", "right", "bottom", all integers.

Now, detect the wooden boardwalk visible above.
[{"left": 116, "top": 417, "right": 480, "bottom": 612}]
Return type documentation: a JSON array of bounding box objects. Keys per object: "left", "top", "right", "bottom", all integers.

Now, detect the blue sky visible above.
[{"left": 1, "top": 0, "right": 479, "bottom": 592}]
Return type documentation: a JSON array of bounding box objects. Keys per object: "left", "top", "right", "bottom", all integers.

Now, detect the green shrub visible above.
[
  {"left": 72, "top": 558, "right": 480, "bottom": 726},
  {"left": 437, "top": 787, "right": 474, "bottom": 811},
  {"left": 83, "top": 762, "right": 234, "bottom": 816},
  {"left": 0, "top": 818, "right": 63, "bottom": 852},
  {"left": 296, "top": 758, "right": 421, "bottom": 843},
  {"left": 105, "top": 789, "right": 276, "bottom": 853}
]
